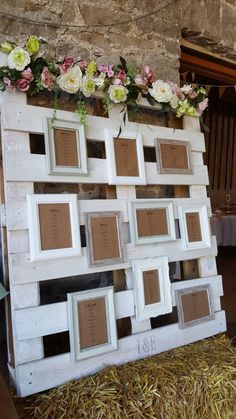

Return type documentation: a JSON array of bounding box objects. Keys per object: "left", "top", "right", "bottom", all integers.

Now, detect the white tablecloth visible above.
[{"left": 210, "top": 214, "right": 236, "bottom": 246}]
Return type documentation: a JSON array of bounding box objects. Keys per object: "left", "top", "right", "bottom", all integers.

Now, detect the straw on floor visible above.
[{"left": 15, "top": 334, "right": 236, "bottom": 419}]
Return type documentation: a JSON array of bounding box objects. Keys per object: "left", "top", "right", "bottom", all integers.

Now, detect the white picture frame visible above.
[
  {"left": 132, "top": 256, "right": 172, "bottom": 321},
  {"left": 104, "top": 129, "right": 146, "bottom": 185},
  {"left": 175, "top": 284, "right": 214, "bottom": 329},
  {"left": 44, "top": 117, "right": 88, "bottom": 176},
  {"left": 128, "top": 200, "right": 176, "bottom": 245},
  {"left": 67, "top": 286, "right": 117, "bottom": 362},
  {"left": 27, "top": 194, "right": 81, "bottom": 261},
  {"left": 85, "top": 211, "right": 126, "bottom": 267},
  {"left": 155, "top": 138, "right": 192, "bottom": 174},
  {"left": 178, "top": 205, "right": 211, "bottom": 250}
]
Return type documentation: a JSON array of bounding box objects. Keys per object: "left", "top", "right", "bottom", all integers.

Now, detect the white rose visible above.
[
  {"left": 95, "top": 73, "right": 105, "bottom": 89},
  {"left": 170, "top": 94, "right": 179, "bottom": 109},
  {"left": 7, "top": 47, "right": 31, "bottom": 71},
  {"left": 57, "top": 66, "right": 82, "bottom": 94},
  {"left": 81, "top": 75, "right": 96, "bottom": 97},
  {"left": 181, "top": 84, "right": 193, "bottom": 94},
  {"left": 149, "top": 80, "right": 173, "bottom": 103}
]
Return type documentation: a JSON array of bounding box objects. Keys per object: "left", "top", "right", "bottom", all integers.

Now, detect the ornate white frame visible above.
[{"left": 178, "top": 204, "right": 211, "bottom": 250}]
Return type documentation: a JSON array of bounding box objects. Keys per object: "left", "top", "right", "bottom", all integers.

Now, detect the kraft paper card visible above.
[
  {"left": 181, "top": 290, "right": 210, "bottom": 323},
  {"left": 136, "top": 208, "right": 168, "bottom": 237},
  {"left": 78, "top": 297, "right": 108, "bottom": 349},
  {"left": 90, "top": 216, "right": 120, "bottom": 261},
  {"left": 54, "top": 128, "right": 79, "bottom": 167},
  {"left": 114, "top": 137, "right": 139, "bottom": 177},
  {"left": 143, "top": 269, "right": 161, "bottom": 305},
  {"left": 160, "top": 143, "right": 188, "bottom": 170},
  {"left": 38, "top": 203, "right": 72, "bottom": 250},
  {"left": 186, "top": 212, "right": 202, "bottom": 242}
]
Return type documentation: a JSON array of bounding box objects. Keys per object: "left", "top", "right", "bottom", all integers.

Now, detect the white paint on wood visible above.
[
  {"left": 17, "top": 338, "right": 44, "bottom": 364},
  {"left": 9, "top": 238, "right": 218, "bottom": 285},
  {"left": 6, "top": 196, "right": 211, "bottom": 231},
  {"left": 12, "top": 283, "right": 40, "bottom": 309},
  {"left": 198, "top": 256, "right": 218, "bottom": 277},
  {"left": 16, "top": 310, "right": 226, "bottom": 397},
  {"left": 183, "top": 115, "right": 201, "bottom": 133},
  {"left": 189, "top": 185, "right": 208, "bottom": 198}
]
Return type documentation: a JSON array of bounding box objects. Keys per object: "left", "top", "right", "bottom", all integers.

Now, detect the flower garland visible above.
[{"left": 0, "top": 36, "right": 208, "bottom": 125}]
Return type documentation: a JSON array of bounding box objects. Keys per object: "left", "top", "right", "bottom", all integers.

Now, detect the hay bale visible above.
[{"left": 15, "top": 335, "right": 236, "bottom": 419}]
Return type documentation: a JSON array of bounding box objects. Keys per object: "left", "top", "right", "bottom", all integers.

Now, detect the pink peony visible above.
[
  {"left": 16, "top": 78, "right": 30, "bottom": 92},
  {"left": 3, "top": 77, "right": 14, "bottom": 92},
  {"left": 59, "top": 56, "right": 75, "bottom": 75},
  {"left": 41, "top": 66, "right": 55, "bottom": 91},
  {"left": 116, "top": 70, "right": 126, "bottom": 80},
  {"left": 21, "top": 68, "right": 34, "bottom": 82},
  {"left": 168, "top": 81, "right": 179, "bottom": 93},
  {"left": 143, "top": 65, "right": 156, "bottom": 83},
  {"left": 197, "top": 98, "right": 208, "bottom": 114}
]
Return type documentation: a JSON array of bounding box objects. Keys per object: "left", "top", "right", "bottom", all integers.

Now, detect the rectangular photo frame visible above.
[
  {"left": 44, "top": 117, "right": 88, "bottom": 176},
  {"left": 175, "top": 284, "right": 214, "bottom": 329},
  {"left": 85, "top": 211, "right": 125, "bottom": 267},
  {"left": 132, "top": 256, "right": 172, "bottom": 321},
  {"left": 104, "top": 129, "right": 146, "bottom": 185},
  {"left": 178, "top": 205, "right": 211, "bottom": 250},
  {"left": 68, "top": 286, "right": 117, "bottom": 362},
  {"left": 27, "top": 194, "right": 81, "bottom": 261},
  {"left": 128, "top": 200, "right": 176, "bottom": 245},
  {"left": 155, "top": 138, "right": 192, "bottom": 174}
]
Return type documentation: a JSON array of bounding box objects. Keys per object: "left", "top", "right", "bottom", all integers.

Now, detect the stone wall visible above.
[{"left": 0, "top": 0, "right": 235, "bottom": 82}]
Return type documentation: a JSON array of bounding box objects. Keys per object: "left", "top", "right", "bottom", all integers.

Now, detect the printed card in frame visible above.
[
  {"left": 175, "top": 284, "right": 214, "bottom": 329},
  {"left": 27, "top": 194, "right": 81, "bottom": 261},
  {"left": 155, "top": 138, "right": 192, "bottom": 174},
  {"left": 44, "top": 117, "right": 88, "bottom": 176},
  {"left": 128, "top": 200, "right": 176, "bottom": 245},
  {"left": 104, "top": 129, "right": 146, "bottom": 185},
  {"left": 85, "top": 211, "right": 125, "bottom": 267},
  {"left": 178, "top": 205, "right": 211, "bottom": 250},
  {"left": 68, "top": 286, "right": 117, "bottom": 362},
  {"left": 132, "top": 256, "right": 172, "bottom": 321}
]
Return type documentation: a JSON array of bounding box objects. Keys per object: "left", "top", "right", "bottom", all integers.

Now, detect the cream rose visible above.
[
  {"left": 149, "top": 80, "right": 173, "bottom": 103},
  {"left": 95, "top": 73, "right": 105, "bottom": 89},
  {"left": 170, "top": 94, "right": 179, "bottom": 109},
  {"left": 81, "top": 76, "right": 96, "bottom": 97},
  {"left": 7, "top": 47, "right": 31, "bottom": 71},
  {"left": 57, "top": 66, "right": 82, "bottom": 94},
  {"left": 108, "top": 85, "right": 128, "bottom": 103}
]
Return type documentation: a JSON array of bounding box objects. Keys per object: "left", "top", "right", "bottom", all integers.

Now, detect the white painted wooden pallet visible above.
[{"left": 0, "top": 85, "right": 226, "bottom": 397}]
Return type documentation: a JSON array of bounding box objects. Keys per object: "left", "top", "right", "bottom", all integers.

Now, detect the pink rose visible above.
[
  {"left": 16, "top": 79, "right": 30, "bottom": 92},
  {"left": 176, "top": 90, "right": 185, "bottom": 101},
  {"left": 21, "top": 68, "right": 34, "bottom": 82},
  {"left": 197, "top": 98, "right": 208, "bottom": 114},
  {"left": 41, "top": 66, "right": 55, "bottom": 91},
  {"left": 188, "top": 90, "right": 198, "bottom": 99},
  {"left": 135, "top": 74, "right": 146, "bottom": 85},
  {"left": 3, "top": 77, "right": 14, "bottom": 92},
  {"left": 117, "top": 70, "right": 126, "bottom": 80},
  {"left": 143, "top": 65, "right": 155, "bottom": 83},
  {"left": 168, "top": 81, "right": 179, "bottom": 93},
  {"left": 59, "top": 56, "right": 75, "bottom": 75},
  {"left": 113, "top": 78, "right": 122, "bottom": 85}
]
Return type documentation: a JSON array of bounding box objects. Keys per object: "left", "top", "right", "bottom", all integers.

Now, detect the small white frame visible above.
[
  {"left": 44, "top": 117, "right": 88, "bottom": 176},
  {"left": 155, "top": 138, "right": 192, "bottom": 174},
  {"left": 178, "top": 205, "right": 211, "bottom": 250},
  {"left": 104, "top": 129, "right": 146, "bottom": 185},
  {"left": 175, "top": 284, "right": 214, "bottom": 329},
  {"left": 85, "top": 211, "right": 126, "bottom": 267},
  {"left": 27, "top": 194, "right": 81, "bottom": 261},
  {"left": 67, "top": 286, "right": 117, "bottom": 362},
  {"left": 132, "top": 256, "right": 172, "bottom": 321},
  {"left": 128, "top": 200, "right": 176, "bottom": 245}
]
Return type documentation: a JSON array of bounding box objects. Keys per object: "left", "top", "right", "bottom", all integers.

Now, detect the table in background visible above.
[{"left": 210, "top": 213, "right": 236, "bottom": 246}]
